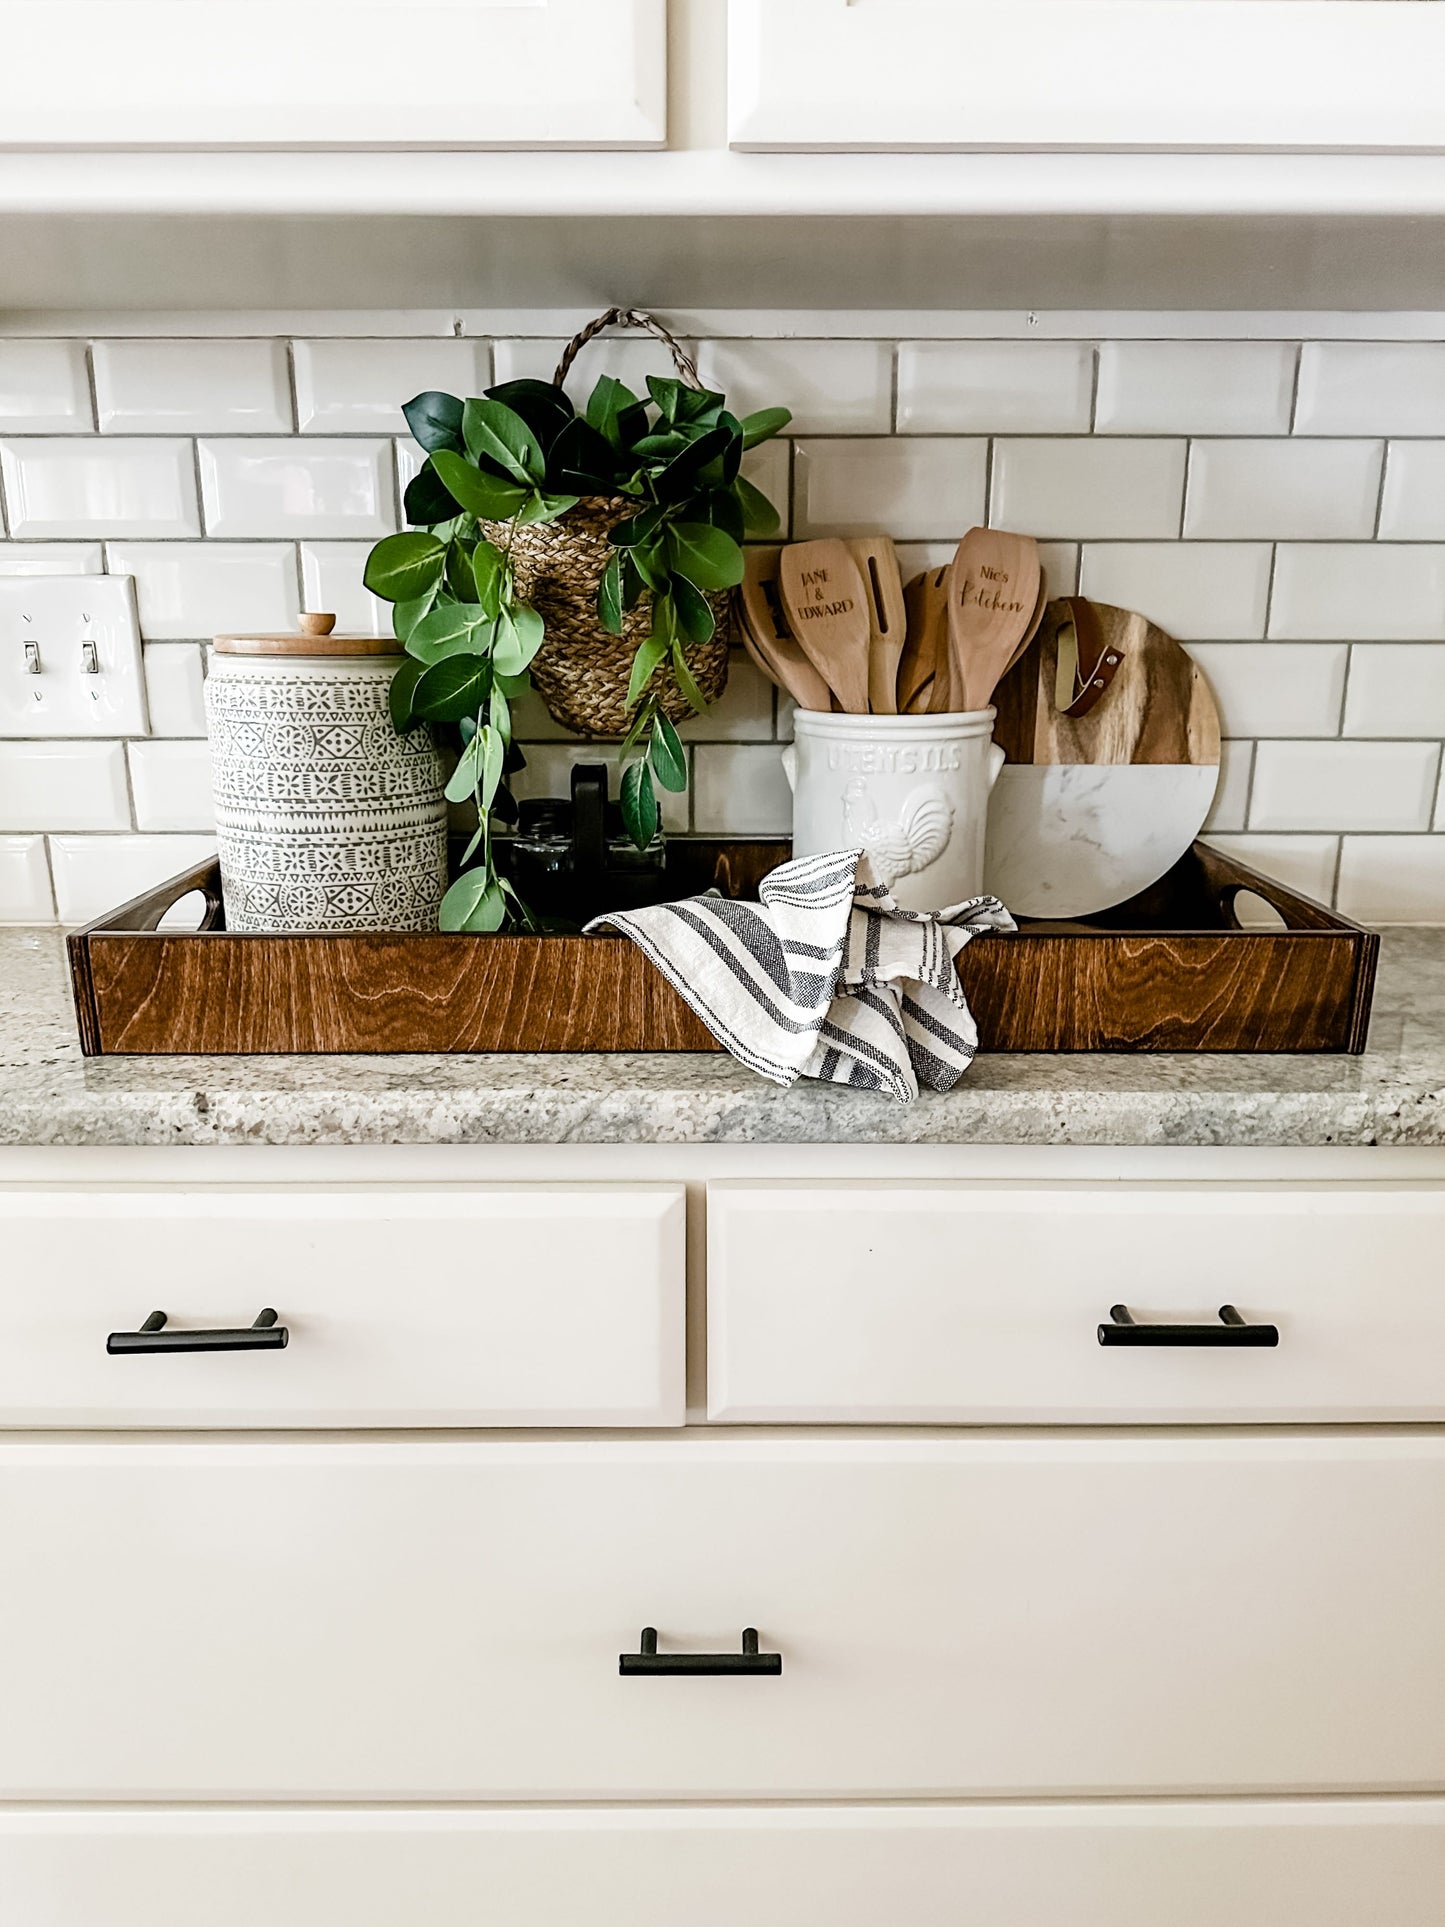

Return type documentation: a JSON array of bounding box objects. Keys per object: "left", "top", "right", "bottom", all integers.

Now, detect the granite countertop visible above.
[{"left": 0, "top": 925, "right": 1442, "bottom": 1149}]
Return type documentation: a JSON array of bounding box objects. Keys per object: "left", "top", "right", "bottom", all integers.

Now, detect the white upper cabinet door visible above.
[
  {"left": 0, "top": 1, "right": 666, "bottom": 148},
  {"left": 729, "top": 1, "right": 1445, "bottom": 153}
]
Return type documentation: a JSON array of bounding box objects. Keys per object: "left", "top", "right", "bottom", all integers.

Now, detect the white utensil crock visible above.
[
  {"left": 206, "top": 641, "right": 448, "bottom": 933},
  {"left": 783, "top": 709, "right": 1006, "bottom": 911}
]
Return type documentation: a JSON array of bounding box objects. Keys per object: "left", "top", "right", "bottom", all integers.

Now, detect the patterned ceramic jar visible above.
[{"left": 206, "top": 616, "right": 447, "bottom": 933}]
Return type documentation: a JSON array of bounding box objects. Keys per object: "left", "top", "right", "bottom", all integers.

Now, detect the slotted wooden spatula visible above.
[
  {"left": 847, "top": 535, "right": 907, "bottom": 714},
  {"left": 946, "top": 528, "right": 1042, "bottom": 712},
  {"left": 778, "top": 539, "right": 872, "bottom": 715},
  {"left": 899, "top": 566, "right": 951, "bottom": 713},
  {"left": 738, "top": 547, "right": 835, "bottom": 712}
]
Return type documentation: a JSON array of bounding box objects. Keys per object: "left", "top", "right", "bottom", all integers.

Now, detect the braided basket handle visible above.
[{"left": 553, "top": 308, "right": 701, "bottom": 391}]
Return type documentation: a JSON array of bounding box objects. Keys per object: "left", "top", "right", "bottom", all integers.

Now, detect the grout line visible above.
[
  {"left": 1371, "top": 440, "right": 1390, "bottom": 541},
  {"left": 188, "top": 439, "right": 207, "bottom": 538},
  {"left": 1336, "top": 643, "right": 1355, "bottom": 740},
  {"left": 1287, "top": 342, "right": 1304, "bottom": 434},
  {"left": 1261, "top": 542, "right": 1279, "bottom": 639},
  {"left": 81, "top": 342, "right": 101, "bottom": 434},
  {"left": 283, "top": 341, "right": 302, "bottom": 434},
  {"left": 888, "top": 341, "right": 900, "bottom": 434},
  {"left": 1177, "top": 441, "right": 1190, "bottom": 540},
  {"left": 1086, "top": 342, "right": 1100, "bottom": 433}
]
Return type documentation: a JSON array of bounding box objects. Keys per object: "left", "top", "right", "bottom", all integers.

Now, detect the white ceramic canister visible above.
[
  {"left": 784, "top": 708, "right": 1006, "bottom": 912},
  {"left": 205, "top": 615, "right": 448, "bottom": 933}
]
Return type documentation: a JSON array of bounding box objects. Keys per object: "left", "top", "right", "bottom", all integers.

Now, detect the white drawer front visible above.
[
  {"left": 2, "top": 1435, "right": 1443, "bottom": 1799},
  {"left": 0, "top": 1187, "right": 683, "bottom": 1427},
  {"left": 5, "top": 1802, "right": 1443, "bottom": 1927},
  {"left": 708, "top": 1183, "right": 1445, "bottom": 1423}
]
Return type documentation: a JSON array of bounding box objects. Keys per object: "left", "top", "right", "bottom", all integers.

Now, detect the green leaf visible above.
[
  {"left": 476, "top": 722, "right": 504, "bottom": 808},
  {"left": 515, "top": 489, "right": 579, "bottom": 525},
  {"left": 403, "top": 391, "right": 465, "bottom": 454},
  {"left": 484, "top": 378, "right": 574, "bottom": 453},
  {"left": 432, "top": 449, "right": 530, "bottom": 522},
  {"left": 407, "top": 602, "right": 492, "bottom": 665},
  {"left": 735, "top": 475, "right": 781, "bottom": 537},
  {"left": 626, "top": 632, "right": 669, "bottom": 708},
  {"left": 494, "top": 671, "right": 531, "bottom": 699},
  {"left": 671, "top": 638, "right": 709, "bottom": 715},
  {"left": 462, "top": 398, "right": 545, "bottom": 486},
  {"left": 629, "top": 542, "right": 668, "bottom": 593},
  {"left": 651, "top": 423, "right": 732, "bottom": 502},
  {"left": 363, "top": 531, "right": 445, "bottom": 603},
  {"left": 393, "top": 586, "right": 439, "bottom": 644},
  {"left": 403, "top": 460, "right": 460, "bottom": 527},
  {"left": 585, "top": 374, "right": 648, "bottom": 451},
  {"left": 444, "top": 731, "right": 485, "bottom": 805},
  {"left": 489, "top": 684, "right": 511, "bottom": 746},
  {"left": 547, "top": 416, "right": 620, "bottom": 495},
  {"left": 388, "top": 657, "right": 425, "bottom": 732},
  {"left": 619, "top": 758, "right": 658, "bottom": 850},
  {"left": 650, "top": 713, "right": 688, "bottom": 792},
  {"left": 412, "top": 654, "right": 491, "bottom": 721},
  {"left": 456, "top": 821, "right": 485, "bottom": 869},
  {"left": 608, "top": 504, "right": 665, "bottom": 548},
  {"left": 701, "top": 488, "right": 745, "bottom": 544},
  {"left": 740, "top": 406, "right": 792, "bottom": 449},
  {"left": 471, "top": 539, "right": 506, "bottom": 617},
  {"left": 439, "top": 869, "right": 506, "bottom": 934},
  {"left": 631, "top": 431, "right": 689, "bottom": 462},
  {"left": 666, "top": 522, "right": 745, "bottom": 592},
  {"left": 619, "top": 695, "right": 655, "bottom": 760},
  {"left": 598, "top": 551, "right": 625, "bottom": 635},
  {"left": 492, "top": 603, "right": 544, "bottom": 677},
  {"left": 645, "top": 375, "right": 720, "bottom": 428},
  {"left": 671, "top": 573, "right": 715, "bottom": 643}
]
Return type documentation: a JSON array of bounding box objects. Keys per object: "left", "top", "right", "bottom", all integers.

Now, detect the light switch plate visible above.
[{"left": 0, "top": 576, "right": 148, "bottom": 738}]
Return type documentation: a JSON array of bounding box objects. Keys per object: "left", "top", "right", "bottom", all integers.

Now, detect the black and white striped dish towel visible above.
[{"left": 586, "top": 848, "right": 1015, "bottom": 1102}]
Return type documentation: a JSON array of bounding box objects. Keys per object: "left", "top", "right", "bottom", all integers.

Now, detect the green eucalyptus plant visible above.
[{"left": 362, "top": 371, "right": 790, "bottom": 933}]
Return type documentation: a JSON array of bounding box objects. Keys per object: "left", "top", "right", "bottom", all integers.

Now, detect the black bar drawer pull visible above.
[
  {"left": 1099, "top": 1303, "right": 1279, "bottom": 1348},
  {"left": 620, "top": 1627, "right": 782, "bottom": 1677},
  {"left": 107, "top": 1309, "right": 288, "bottom": 1355}
]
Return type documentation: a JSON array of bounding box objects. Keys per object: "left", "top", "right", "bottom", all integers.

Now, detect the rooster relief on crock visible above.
[{"left": 842, "top": 776, "right": 953, "bottom": 886}]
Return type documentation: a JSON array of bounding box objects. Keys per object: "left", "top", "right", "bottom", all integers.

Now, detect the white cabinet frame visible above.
[
  {"left": 729, "top": 1, "right": 1445, "bottom": 154},
  {"left": 0, "top": 1, "right": 667, "bottom": 149}
]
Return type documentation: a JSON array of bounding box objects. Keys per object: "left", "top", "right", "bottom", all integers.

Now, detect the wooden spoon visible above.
[
  {"left": 778, "top": 539, "right": 872, "bottom": 715},
  {"left": 946, "top": 528, "right": 1042, "bottom": 713},
  {"left": 899, "top": 566, "right": 951, "bottom": 713},
  {"left": 738, "top": 547, "right": 835, "bottom": 713},
  {"left": 847, "top": 535, "right": 907, "bottom": 715}
]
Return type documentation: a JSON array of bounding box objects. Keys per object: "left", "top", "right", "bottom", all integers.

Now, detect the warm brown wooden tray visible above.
[{"left": 67, "top": 840, "right": 1377, "bottom": 1057}]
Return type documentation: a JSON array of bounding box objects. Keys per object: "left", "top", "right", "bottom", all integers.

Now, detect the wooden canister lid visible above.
[{"left": 213, "top": 613, "right": 399, "bottom": 656}]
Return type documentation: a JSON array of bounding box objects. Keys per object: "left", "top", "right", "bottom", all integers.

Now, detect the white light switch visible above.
[{"left": 0, "top": 576, "right": 148, "bottom": 738}]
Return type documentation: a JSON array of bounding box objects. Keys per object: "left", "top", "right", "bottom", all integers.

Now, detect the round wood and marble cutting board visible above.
[{"left": 983, "top": 598, "right": 1220, "bottom": 919}]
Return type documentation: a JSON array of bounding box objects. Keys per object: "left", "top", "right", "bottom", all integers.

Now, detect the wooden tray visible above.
[{"left": 67, "top": 841, "right": 1377, "bottom": 1057}]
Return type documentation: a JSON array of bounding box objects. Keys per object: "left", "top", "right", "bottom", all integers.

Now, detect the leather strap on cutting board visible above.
[{"left": 1054, "top": 596, "right": 1124, "bottom": 718}]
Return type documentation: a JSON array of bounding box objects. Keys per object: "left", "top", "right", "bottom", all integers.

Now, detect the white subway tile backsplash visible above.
[
  {"left": 0, "top": 543, "right": 104, "bottom": 575},
  {"left": 794, "top": 437, "right": 987, "bottom": 540},
  {"left": 1184, "top": 439, "right": 1382, "bottom": 541},
  {"left": 1296, "top": 343, "right": 1445, "bottom": 436},
  {"left": 1095, "top": 341, "right": 1295, "bottom": 435},
  {"left": 1203, "top": 740, "right": 1253, "bottom": 834},
  {"left": 128, "top": 739, "right": 215, "bottom": 831},
  {"left": 693, "top": 743, "right": 792, "bottom": 835},
  {"left": 1251, "top": 740, "right": 1440, "bottom": 833},
  {"left": 49, "top": 834, "right": 217, "bottom": 924},
  {"left": 1079, "top": 542, "right": 1271, "bottom": 640},
  {"left": 198, "top": 439, "right": 394, "bottom": 538},
  {"left": 107, "top": 541, "right": 299, "bottom": 640},
  {"left": 1344, "top": 643, "right": 1445, "bottom": 738},
  {"left": 990, "top": 439, "right": 1186, "bottom": 539},
  {"left": 2, "top": 313, "right": 1444, "bottom": 921},
  {"left": 0, "top": 740, "right": 130, "bottom": 832},
  {"left": 1205, "top": 833, "right": 1340, "bottom": 906},
  {"left": 1336, "top": 835, "right": 1445, "bottom": 924},
  {"left": 293, "top": 339, "right": 490, "bottom": 433},
  {"left": 1269, "top": 544, "right": 1445, "bottom": 639},
  {"left": 93, "top": 340, "right": 291, "bottom": 433},
  {"left": 1377, "top": 443, "right": 1445, "bottom": 541},
  {"left": 896, "top": 342, "right": 1092, "bottom": 434},
  {"left": 142, "top": 643, "right": 207, "bottom": 737},
  {"left": 0, "top": 439, "right": 199, "bottom": 537},
  {"left": 678, "top": 652, "right": 775, "bottom": 742},
  {"left": 0, "top": 342, "right": 91, "bottom": 433},
  {"left": 0, "top": 836, "right": 54, "bottom": 921},
  {"left": 299, "top": 541, "right": 390, "bottom": 636},
  {"left": 698, "top": 339, "right": 891, "bottom": 435},
  {"left": 1189, "top": 644, "right": 1347, "bottom": 739}
]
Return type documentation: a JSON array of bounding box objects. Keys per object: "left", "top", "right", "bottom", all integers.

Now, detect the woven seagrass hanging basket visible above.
[{"left": 482, "top": 309, "right": 733, "bottom": 738}]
